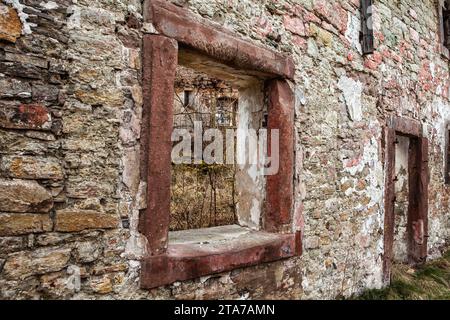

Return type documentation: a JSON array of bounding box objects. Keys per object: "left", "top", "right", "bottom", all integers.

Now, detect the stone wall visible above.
[{"left": 0, "top": 0, "right": 449, "bottom": 299}]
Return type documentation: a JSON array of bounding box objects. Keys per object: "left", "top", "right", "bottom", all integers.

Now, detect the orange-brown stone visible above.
[
  {"left": 0, "top": 4, "right": 22, "bottom": 43},
  {"left": 0, "top": 213, "right": 52, "bottom": 236},
  {"left": 55, "top": 209, "right": 119, "bottom": 232}
]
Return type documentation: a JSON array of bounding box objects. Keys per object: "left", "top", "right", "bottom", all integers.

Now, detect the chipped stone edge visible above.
[{"left": 4, "top": 0, "right": 35, "bottom": 35}]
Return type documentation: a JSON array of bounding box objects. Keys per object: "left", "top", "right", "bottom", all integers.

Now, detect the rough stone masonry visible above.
[{"left": 0, "top": 0, "right": 449, "bottom": 299}]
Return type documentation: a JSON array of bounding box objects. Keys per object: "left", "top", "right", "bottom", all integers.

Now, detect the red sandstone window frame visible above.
[{"left": 138, "top": 0, "right": 301, "bottom": 289}]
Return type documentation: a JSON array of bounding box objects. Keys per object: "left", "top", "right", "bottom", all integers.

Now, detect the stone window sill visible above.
[{"left": 140, "top": 225, "right": 301, "bottom": 289}]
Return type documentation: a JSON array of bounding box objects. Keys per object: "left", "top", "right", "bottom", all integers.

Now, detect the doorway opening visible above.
[{"left": 383, "top": 117, "right": 429, "bottom": 282}]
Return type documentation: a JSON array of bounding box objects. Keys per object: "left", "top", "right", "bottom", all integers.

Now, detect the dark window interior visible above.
[
  {"left": 442, "top": 1, "right": 450, "bottom": 50},
  {"left": 360, "top": 0, "right": 374, "bottom": 54}
]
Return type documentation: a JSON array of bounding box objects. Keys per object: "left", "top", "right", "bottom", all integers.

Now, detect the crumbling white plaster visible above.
[
  {"left": 124, "top": 179, "right": 148, "bottom": 259},
  {"left": 345, "top": 12, "right": 362, "bottom": 54},
  {"left": 235, "top": 83, "right": 266, "bottom": 230},
  {"left": 66, "top": 265, "right": 81, "bottom": 292},
  {"left": 67, "top": 5, "right": 81, "bottom": 29},
  {"left": 430, "top": 98, "right": 450, "bottom": 155},
  {"left": 338, "top": 75, "right": 363, "bottom": 122},
  {"left": 40, "top": 1, "right": 58, "bottom": 10},
  {"left": 342, "top": 124, "right": 385, "bottom": 278}
]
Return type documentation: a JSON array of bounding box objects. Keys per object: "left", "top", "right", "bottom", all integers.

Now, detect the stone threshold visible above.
[{"left": 140, "top": 225, "right": 300, "bottom": 289}]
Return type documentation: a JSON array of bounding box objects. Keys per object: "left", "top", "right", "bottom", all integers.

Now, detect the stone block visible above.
[
  {"left": 72, "top": 241, "right": 102, "bottom": 263},
  {"left": 0, "top": 103, "right": 52, "bottom": 130},
  {"left": 0, "top": 78, "right": 31, "bottom": 99},
  {"left": 284, "top": 15, "right": 306, "bottom": 36},
  {"left": 89, "top": 275, "right": 113, "bottom": 294},
  {"left": 0, "top": 179, "right": 53, "bottom": 213},
  {"left": 0, "top": 130, "right": 57, "bottom": 155},
  {"left": 0, "top": 236, "right": 26, "bottom": 254},
  {"left": 74, "top": 88, "right": 124, "bottom": 107},
  {"left": 4, "top": 52, "right": 48, "bottom": 69},
  {"left": 31, "top": 83, "right": 60, "bottom": 102},
  {"left": 1, "top": 155, "right": 63, "bottom": 180},
  {"left": 3, "top": 247, "right": 71, "bottom": 279},
  {"left": 39, "top": 270, "right": 79, "bottom": 298},
  {"left": 55, "top": 209, "right": 119, "bottom": 232},
  {"left": 92, "top": 263, "right": 128, "bottom": 276},
  {"left": 0, "top": 213, "right": 52, "bottom": 236}
]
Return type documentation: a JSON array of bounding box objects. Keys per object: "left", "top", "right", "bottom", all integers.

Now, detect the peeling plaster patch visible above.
[
  {"left": 124, "top": 229, "right": 148, "bottom": 259},
  {"left": 338, "top": 75, "right": 363, "bottom": 122},
  {"left": 428, "top": 219, "right": 445, "bottom": 257},
  {"left": 436, "top": 84, "right": 442, "bottom": 96},
  {"left": 40, "top": 1, "right": 58, "bottom": 10},
  {"left": 250, "top": 199, "right": 260, "bottom": 228},
  {"left": 301, "top": 276, "right": 310, "bottom": 295},
  {"left": 426, "top": 98, "right": 450, "bottom": 173},
  {"left": 294, "top": 87, "right": 307, "bottom": 116},
  {"left": 301, "top": 73, "right": 311, "bottom": 90},
  {"left": 430, "top": 98, "right": 450, "bottom": 152},
  {"left": 122, "top": 145, "right": 140, "bottom": 193},
  {"left": 67, "top": 5, "right": 81, "bottom": 29},
  {"left": 199, "top": 275, "right": 213, "bottom": 284},
  {"left": 372, "top": 4, "right": 382, "bottom": 33},
  {"left": 124, "top": 179, "right": 148, "bottom": 259},
  {"left": 341, "top": 123, "right": 384, "bottom": 291},
  {"left": 400, "top": 95, "right": 416, "bottom": 113},
  {"left": 235, "top": 83, "right": 265, "bottom": 230},
  {"left": 361, "top": 253, "right": 383, "bottom": 290},
  {"left": 136, "top": 181, "right": 147, "bottom": 210},
  {"left": 66, "top": 265, "right": 81, "bottom": 292},
  {"left": 343, "top": 125, "right": 384, "bottom": 209},
  {"left": 361, "top": 214, "right": 378, "bottom": 234},
  {"left": 376, "top": 237, "right": 384, "bottom": 254},
  {"left": 345, "top": 12, "right": 362, "bottom": 54},
  {"left": 4, "top": 0, "right": 35, "bottom": 34},
  {"left": 430, "top": 61, "right": 436, "bottom": 78}
]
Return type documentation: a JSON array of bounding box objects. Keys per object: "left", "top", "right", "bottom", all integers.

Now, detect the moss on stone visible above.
[{"left": 354, "top": 249, "right": 450, "bottom": 300}]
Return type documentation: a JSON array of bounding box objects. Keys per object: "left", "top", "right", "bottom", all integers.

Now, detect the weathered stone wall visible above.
[
  {"left": 0, "top": 0, "right": 449, "bottom": 300},
  {"left": 0, "top": 0, "right": 148, "bottom": 299}
]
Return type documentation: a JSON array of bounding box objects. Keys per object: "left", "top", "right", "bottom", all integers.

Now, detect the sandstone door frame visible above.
[
  {"left": 383, "top": 116, "right": 429, "bottom": 282},
  {"left": 139, "top": 0, "right": 300, "bottom": 289}
]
